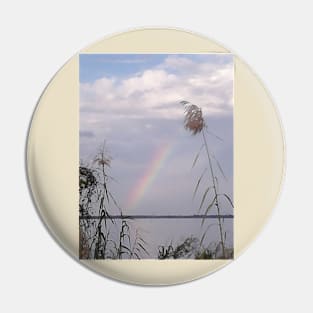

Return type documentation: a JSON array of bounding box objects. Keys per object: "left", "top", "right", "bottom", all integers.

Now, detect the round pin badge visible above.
[{"left": 26, "top": 28, "right": 285, "bottom": 285}]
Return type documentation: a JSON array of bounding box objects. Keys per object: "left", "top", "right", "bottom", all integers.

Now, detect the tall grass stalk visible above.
[
  {"left": 181, "top": 100, "right": 232, "bottom": 258},
  {"left": 79, "top": 142, "right": 148, "bottom": 259},
  {"left": 201, "top": 129, "right": 226, "bottom": 258}
]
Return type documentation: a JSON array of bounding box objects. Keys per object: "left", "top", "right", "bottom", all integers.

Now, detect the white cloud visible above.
[
  {"left": 80, "top": 55, "right": 233, "bottom": 123},
  {"left": 121, "top": 69, "right": 177, "bottom": 95}
]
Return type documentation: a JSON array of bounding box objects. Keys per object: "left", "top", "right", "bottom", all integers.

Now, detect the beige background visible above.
[{"left": 26, "top": 28, "right": 285, "bottom": 285}]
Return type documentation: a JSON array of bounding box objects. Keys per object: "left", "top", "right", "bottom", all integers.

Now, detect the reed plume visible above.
[{"left": 181, "top": 100, "right": 205, "bottom": 135}]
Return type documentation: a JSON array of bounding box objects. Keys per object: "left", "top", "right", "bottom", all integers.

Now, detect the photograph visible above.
[{"left": 79, "top": 53, "right": 234, "bottom": 259}]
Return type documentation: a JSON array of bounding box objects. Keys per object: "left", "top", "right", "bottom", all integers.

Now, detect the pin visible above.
[{"left": 26, "top": 28, "right": 285, "bottom": 285}]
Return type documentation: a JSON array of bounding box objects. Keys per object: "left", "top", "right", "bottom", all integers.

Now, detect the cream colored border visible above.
[{"left": 26, "top": 28, "right": 285, "bottom": 285}]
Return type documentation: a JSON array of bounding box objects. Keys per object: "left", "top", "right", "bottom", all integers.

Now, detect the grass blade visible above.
[
  {"left": 138, "top": 242, "right": 149, "bottom": 255},
  {"left": 205, "top": 127, "right": 224, "bottom": 142},
  {"left": 198, "top": 186, "right": 213, "bottom": 212},
  {"left": 133, "top": 252, "right": 141, "bottom": 260},
  {"left": 104, "top": 184, "right": 110, "bottom": 204},
  {"left": 120, "top": 233, "right": 131, "bottom": 244},
  {"left": 199, "top": 232, "right": 207, "bottom": 248},
  {"left": 201, "top": 195, "right": 217, "bottom": 226},
  {"left": 191, "top": 145, "right": 204, "bottom": 169},
  {"left": 214, "top": 176, "right": 219, "bottom": 192},
  {"left": 218, "top": 193, "right": 234, "bottom": 208},
  {"left": 121, "top": 245, "right": 132, "bottom": 253},
  {"left": 138, "top": 236, "right": 148, "bottom": 245},
  {"left": 108, "top": 191, "right": 122, "bottom": 213},
  {"left": 212, "top": 154, "right": 227, "bottom": 180},
  {"left": 193, "top": 168, "right": 207, "bottom": 200},
  {"left": 199, "top": 223, "right": 219, "bottom": 246}
]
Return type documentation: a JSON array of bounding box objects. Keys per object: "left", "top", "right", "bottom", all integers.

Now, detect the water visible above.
[{"left": 80, "top": 216, "right": 233, "bottom": 259}]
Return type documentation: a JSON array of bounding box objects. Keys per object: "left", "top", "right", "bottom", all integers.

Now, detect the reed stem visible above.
[{"left": 201, "top": 130, "right": 226, "bottom": 258}]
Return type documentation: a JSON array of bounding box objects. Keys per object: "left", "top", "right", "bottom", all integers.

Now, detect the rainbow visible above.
[{"left": 126, "top": 143, "right": 172, "bottom": 209}]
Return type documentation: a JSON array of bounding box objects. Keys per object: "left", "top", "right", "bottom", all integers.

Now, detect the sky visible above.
[{"left": 79, "top": 54, "right": 234, "bottom": 257}]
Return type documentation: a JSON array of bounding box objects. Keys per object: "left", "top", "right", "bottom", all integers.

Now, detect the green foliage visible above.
[
  {"left": 79, "top": 144, "right": 148, "bottom": 259},
  {"left": 158, "top": 236, "right": 234, "bottom": 260}
]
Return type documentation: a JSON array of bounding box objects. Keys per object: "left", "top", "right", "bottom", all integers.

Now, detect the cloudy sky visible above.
[{"left": 80, "top": 54, "right": 233, "bottom": 255}]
